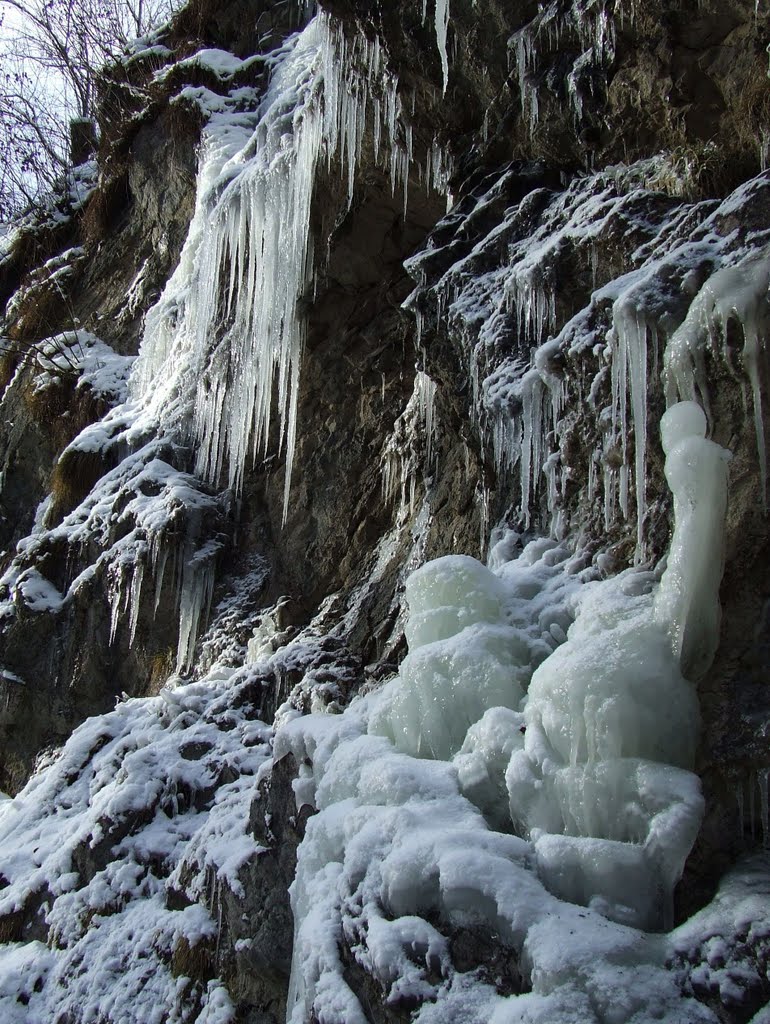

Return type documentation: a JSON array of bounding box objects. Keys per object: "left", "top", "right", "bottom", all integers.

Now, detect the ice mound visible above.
[
  {"left": 369, "top": 544, "right": 589, "bottom": 760},
  {"left": 280, "top": 401, "right": 731, "bottom": 1020},
  {"left": 511, "top": 401, "right": 730, "bottom": 928}
]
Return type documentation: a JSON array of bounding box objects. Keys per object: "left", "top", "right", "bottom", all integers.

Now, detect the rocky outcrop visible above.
[{"left": 1, "top": 0, "right": 770, "bottom": 1021}]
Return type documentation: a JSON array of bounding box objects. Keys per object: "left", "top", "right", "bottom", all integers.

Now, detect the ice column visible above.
[
  {"left": 664, "top": 251, "right": 770, "bottom": 505},
  {"left": 508, "top": 401, "right": 730, "bottom": 929},
  {"left": 654, "top": 401, "right": 730, "bottom": 680}
]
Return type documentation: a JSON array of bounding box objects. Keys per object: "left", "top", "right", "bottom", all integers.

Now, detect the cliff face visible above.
[{"left": 0, "top": 1, "right": 769, "bottom": 1022}]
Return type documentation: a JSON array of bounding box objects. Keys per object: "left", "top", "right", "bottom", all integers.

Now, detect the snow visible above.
[
  {"left": 673, "top": 855, "right": 770, "bottom": 1019},
  {"left": 32, "top": 330, "right": 135, "bottom": 402},
  {"left": 159, "top": 48, "right": 262, "bottom": 80},
  {"left": 0, "top": 415, "right": 227, "bottom": 671},
  {"left": 0, "top": 658, "right": 272, "bottom": 1024}
]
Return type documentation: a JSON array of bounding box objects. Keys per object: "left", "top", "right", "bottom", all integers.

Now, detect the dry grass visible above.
[
  {"left": 0, "top": 349, "right": 21, "bottom": 394},
  {"left": 0, "top": 909, "right": 25, "bottom": 943},
  {"left": 48, "top": 447, "right": 110, "bottom": 525},
  {"left": 645, "top": 141, "right": 723, "bottom": 200},
  {"left": 171, "top": 934, "right": 217, "bottom": 983},
  {"left": 147, "top": 650, "right": 176, "bottom": 695}
]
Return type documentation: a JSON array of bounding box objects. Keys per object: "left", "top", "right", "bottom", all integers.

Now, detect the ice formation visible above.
[
  {"left": 1, "top": 2, "right": 768, "bottom": 1020},
  {"left": 276, "top": 401, "right": 732, "bottom": 1020},
  {"left": 433, "top": 0, "right": 450, "bottom": 95},
  {"left": 404, "top": 161, "right": 770, "bottom": 555},
  {"left": 0, "top": 10, "right": 452, "bottom": 673},
  {"left": 132, "top": 11, "right": 443, "bottom": 524},
  {"left": 382, "top": 370, "right": 438, "bottom": 515},
  {"left": 509, "top": 0, "right": 617, "bottom": 131},
  {"left": 515, "top": 402, "right": 729, "bottom": 930},
  {"left": 664, "top": 249, "right": 770, "bottom": 503}
]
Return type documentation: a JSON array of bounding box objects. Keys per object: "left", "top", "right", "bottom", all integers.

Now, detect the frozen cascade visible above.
[
  {"left": 132, "top": 12, "right": 440, "bottom": 524},
  {"left": 405, "top": 163, "right": 770, "bottom": 558},
  {"left": 512, "top": 402, "right": 730, "bottom": 929},
  {"left": 87, "top": 10, "right": 449, "bottom": 661},
  {"left": 131, "top": 22, "right": 328, "bottom": 524},
  {"left": 278, "top": 401, "right": 731, "bottom": 1021}
]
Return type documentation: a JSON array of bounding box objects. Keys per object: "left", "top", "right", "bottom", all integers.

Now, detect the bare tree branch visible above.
[{"left": 0, "top": 0, "right": 182, "bottom": 219}]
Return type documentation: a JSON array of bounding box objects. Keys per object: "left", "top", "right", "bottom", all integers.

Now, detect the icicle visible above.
[
  {"left": 519, "top": 373, "right": 546, "bottom": 526},
  {"left": 477, "top": 483, "right": 490, "bottom": 553},
  {"left": 434, "top": 0, "right": 451, "bottom": 94},
  {"left": 128, "top": 560, "right": 145, "bottom": 645},
  {"left": 108, "top": 563, "right": 126, "bottom": 645},
  {"left": 177, "top": 542, "right": 219, "bottom": 673},
  {"left": 507, "top": 273, "right": 556, "bottom": 343},
  {"left": 415, "top": 370, "right": 438, "bottom": 469},
  {"left": 612, "top": 299, "right": 649, "bottom": 560}
]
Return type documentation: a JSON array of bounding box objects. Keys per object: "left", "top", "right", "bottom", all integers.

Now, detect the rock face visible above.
[{"left": 0, "top": 0, "right": 770, "bottom": 1022}]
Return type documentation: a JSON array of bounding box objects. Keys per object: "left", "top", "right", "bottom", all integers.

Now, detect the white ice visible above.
[{"left": 280, "top": 401, "right": 730, "bottom": 1020}]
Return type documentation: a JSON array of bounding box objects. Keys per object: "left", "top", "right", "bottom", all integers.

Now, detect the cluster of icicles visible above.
[
  {"left": 99, "top": 5, "right": 453, "bottom": 667},
  {"left": 498, "top": 250, "right": 770, "bottom": 560},
  {"left": 408, "top": 161, "right": 770, "bottom": 565},
  {"left": 131, "top": 6, "right": 452, "bottom": 524},
  {"left": 510, "top": 0, "right": 618, "bottom": 130}
]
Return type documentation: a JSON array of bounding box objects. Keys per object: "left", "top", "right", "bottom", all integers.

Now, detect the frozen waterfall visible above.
[
  {"left": 131, "top": 11, "right": 440, "bottom": 524},
  {"left": 278, "top": 400, "right": 731, "bottom": 1022}
]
